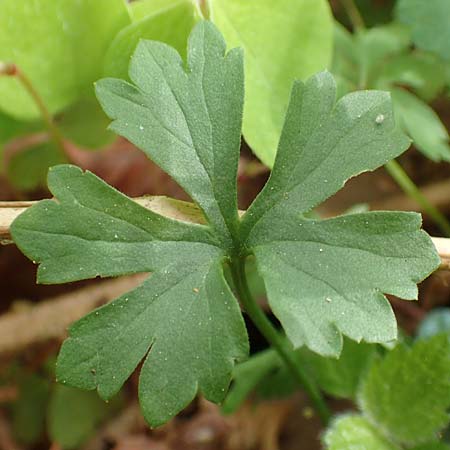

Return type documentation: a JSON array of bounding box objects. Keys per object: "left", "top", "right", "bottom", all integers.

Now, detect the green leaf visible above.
[
  {"left": 411, "top": 443, "right": 450, "bottom": 450},
  {"left": 96, "top": 21, "right": 244, "bottom": 245},
  {"left": 396, "top": 0, "right": 450, "bottom": 61},
  {"left": 0, "top": 0, "right": 130, "bottom": 120},
  {"left": 298, "top": 338, "right": 376, "bottom": 399},
  {"left": 58, "top": 96, "right": 115, "bottom": 150},
  {"left": 104, "top": 0, "right": 201, "bottom": 80},
  {"left": 12, "top": 374, "right": 50, "bottom": 444},
  {"left": 129, "top": 0, "right": 188, "bottom": 21},
  {"left": 8, "top": 142, "right": 66, "bottom": 191},
  {"left": 48, "top": 385, "right": 119, "bottom": 449},
  {"left": 11, "top": 164, "right": 248, "bottom": 426},
  {"left": 324, "top": 414, "right": 399, "bottom": 450},
  {"left": 359, "top": 335, "right": 450, "bottom": 445},
  {"left": 355, "top": 23, "right": 411, "bottom": 86},
  {"left": 241, "top": 71, "right": 438, "bottom": 356},
  {"left": 391, "top": 88, "right": 450, "bottom": 162},
  {"left": 417, "top": 308, "right": 450, "bottom": 339},
  {"left": 212, "top": 0, "right": 333, "bottom": 166},
  {"left": 222, "top": 349, "right": 281, "bottom": 414},
  {"left": 375, "top": 52, "right": 447, "bottom": 101}
]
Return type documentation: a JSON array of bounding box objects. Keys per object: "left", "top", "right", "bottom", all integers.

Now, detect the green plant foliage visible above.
[
  {"left": 104, "top": 0, "right": 201, "bottom": 79},
  {"left": 224, "top": 337, "right": 376, "bottom": 413},
  {"left": 0, "top": 0, "right": 130, "bottom": 120},
  {"left": 332, "top": 22, "right": 450, "bottom": 162},
  {"left": 12, "top": 374, "right": 50, "bottom": 444},
  {"left": 57, "top": 97, "right": 115, "bottom": 149},
  {"left": 11, "top": 22, "right": 439, "bottom": 427},
  {"left": 392, "top": 88, "right": 450, "bottom": 162},
  {"left": 8, "top": 142, "right": 66, "bottom": 191},
  {"left": 411, "top": 444, "right": 450, "bottom": 450},
  {"left": 324, "top": 414, "right": 399, "bottom": 450},
  {"left": 222, "top": 349, "right": 281, "bottom": 414},
  {"left": 417, "top": 308, "right": 450, "bottom": 339},
  {"left": 359, "top": 335, "right": 450, "bottom": 446},
  {"left": 211, "top": 0, "right": 333, "bottom": 166},
  {"left": 396, "top": 0, "right": 450, "bottom": 61},
  {"left": 48, "top": 385, "right": 119, "bottom": 449},
  {"left": 298, "top": 338, "right": 376, "bottom": 399}
]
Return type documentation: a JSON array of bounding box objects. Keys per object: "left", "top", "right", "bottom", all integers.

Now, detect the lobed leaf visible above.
[{"left": 96, "top": 21, "right": 244, "bottom": 245}]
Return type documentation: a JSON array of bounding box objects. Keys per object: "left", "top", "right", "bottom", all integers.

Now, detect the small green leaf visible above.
[
  {"left": 392, "top": 88, "right": 450, "bottom": 162},
  {"left": 417, "top": 308, "right": 450, "bottom": 339},
  {"left": 104, "top": 0, "right": 201, "bottom": 80},
  {"left": 0, "top": 0, "right": 130, "bottom": 119},
  {"left": 376, "top": 52, "right": 447, "bottom": 101},
  {"left": 8, "top": 142, "right": 66, "bottom": 191},
  {"left": 359, "top": 335, "right": 450, "bottom": 445},
  {"left": 212, "top": 0, "right": 333, "bottom": 166},
  {"left": 298, "top": 338, "right": 376, "bottom": 399},
  {"left": 48, "top": 385, "right": 119, "bottom": 449},
  {"left": 12, "top": 374, "right": 50, "bottom": 444},
  {"left": 222, "top": 349, "right": 281, "bottom": 414},
  {"left": 396, "top": 0, "right": 450, "bottom": 61},
  {"left": 58, "top": 96, "right": 115, "bottom": 150},
  {"left": 97, "top": 21, "right": 243, "bottom": 245},
  {"left": 324, "top": 414, "right": 399, "bottom": 450}
]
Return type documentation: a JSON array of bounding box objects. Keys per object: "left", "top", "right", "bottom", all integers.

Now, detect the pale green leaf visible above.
[
  {"left": 212, "top": 0, "right": 333, "bottom": 166},
  {"left": 104, "top": 0, "right": 201, "bottom": 79},
  {"left": 324, "top": 414, "right": 399, "bottom": 450},
  {"left": 97, "top": 22, "right": 244, "bottom": 245},
  {"left": 396, "top": 0, "right": 450, "bottom": 61},
  {"left": 0, "top": 0, "right": 130, "bottom": 119},
  {"left": 359, "top": 335, "right": 450, "bottom": 445},
  {"left": 130, "top": 0, "right": 189, "bottom": 21},
  {"left": 392, "top": 88, "right": 450, "bottom": 162}
]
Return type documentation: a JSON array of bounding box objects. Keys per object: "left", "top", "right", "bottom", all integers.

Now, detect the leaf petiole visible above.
[
  {"left": 0, "top": 62, "right": 66, "bottom": 158},
  {"left": 230, "top": 257, "right": 331, "bottom": 425}
]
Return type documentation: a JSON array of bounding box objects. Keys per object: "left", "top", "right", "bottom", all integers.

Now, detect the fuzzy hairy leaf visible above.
[
  {"left": 11, "top": 165, "right": 248, "bottom": 426},
  {"left": 212, "top": 0, "right": 333, "bottom": 166},
  {"left": 359, "top": 335, "right": 450, "bottom": 445},
  {"left": 324, "top": 415, "right": 399, "bottom": 450}
]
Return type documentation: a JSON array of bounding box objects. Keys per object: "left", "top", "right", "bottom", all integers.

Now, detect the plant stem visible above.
[
  {"left": 341, "top": 0, "right": 366, "bottom": 30},
  {"left": 230, "top": 257, "right": 331, "bottom": 425},
  {"left": 0, "top": 62, "right": 66, "bottom": 157},
  {"left": 385, "top": 160, "right": 450, "bottom": 237}
]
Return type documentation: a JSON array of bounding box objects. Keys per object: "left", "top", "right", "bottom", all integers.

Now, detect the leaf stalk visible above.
[
  {"left": 0, "top": 62, "right": 66, "bottom": 158},
  {"left": 230, "top": 257, "right": 331, "bottom": 425}
]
